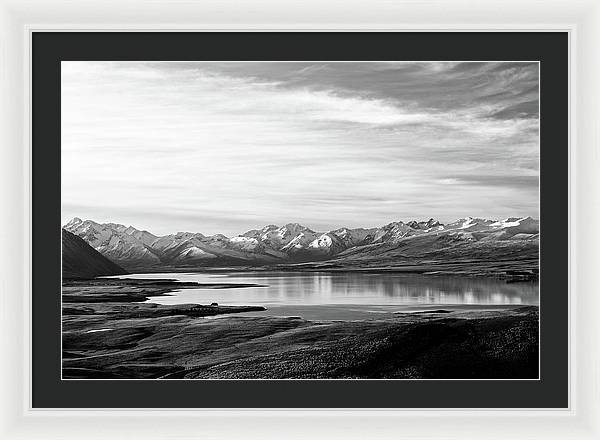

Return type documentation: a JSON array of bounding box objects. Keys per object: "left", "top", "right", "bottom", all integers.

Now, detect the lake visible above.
[{"left": 112, "top": 271, "right": 539, "bottom": 320}]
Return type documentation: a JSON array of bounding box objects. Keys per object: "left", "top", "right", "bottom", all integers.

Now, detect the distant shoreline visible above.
[{"left": 108, "top": 258, "right": 540, "bottom": 282}]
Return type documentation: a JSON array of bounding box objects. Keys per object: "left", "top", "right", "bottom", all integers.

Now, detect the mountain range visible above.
[{"left": 63, "top": 216, "right": 539, "bottom": 271}]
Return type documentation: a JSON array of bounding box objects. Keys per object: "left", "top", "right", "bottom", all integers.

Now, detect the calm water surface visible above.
[{"left": 113, "top": 271, "right": 539, "bottom": 320}]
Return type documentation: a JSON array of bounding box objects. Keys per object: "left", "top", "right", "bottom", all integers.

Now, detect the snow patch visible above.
[{"left": 309, "top": 234, "right": 333, "bottom": 248}]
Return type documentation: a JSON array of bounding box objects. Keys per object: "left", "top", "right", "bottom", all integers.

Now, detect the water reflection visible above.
[{"left": 117, "top": 271, "right": 539, "bottom": 307}]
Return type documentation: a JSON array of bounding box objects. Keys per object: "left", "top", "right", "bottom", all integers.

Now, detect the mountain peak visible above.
[
  {"left": 65, "top": 217, "right": 83, "bottom": 228},
  {"left": 455, "top": 216, "right": 492, "bottom": 223},
  {"left": 282, "top": 222, "right": 313, "bottom": 233},
  {"left": 284, "top": 222, "right": 304, "bottom": 228},
  {"left": 406, "top": 218, "right": 442, "bottom": 230}
]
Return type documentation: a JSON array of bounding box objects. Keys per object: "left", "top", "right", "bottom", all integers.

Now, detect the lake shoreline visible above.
[
  {"left": 63, "top": 277, "right": 265, "bottom": 303},
  {"left": 109, "top": 270, "right": 538, "bottom": 315},
  {"left": 62, "top": 276, "right": 539, "bottom": 379}
]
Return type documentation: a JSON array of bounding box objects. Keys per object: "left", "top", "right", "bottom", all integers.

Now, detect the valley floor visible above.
[{"left": 62, "top": 278, "right": 539, "bottom": 379}]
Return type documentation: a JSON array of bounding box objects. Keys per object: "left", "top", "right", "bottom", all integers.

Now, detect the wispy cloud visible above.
[{"left": 62, "top": 61, "right": 539, "bottom": 235}]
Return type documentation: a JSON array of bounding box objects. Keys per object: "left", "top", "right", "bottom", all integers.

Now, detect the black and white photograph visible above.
[{"left": 61, "top": 61, "right": 540, "bottom": 380}]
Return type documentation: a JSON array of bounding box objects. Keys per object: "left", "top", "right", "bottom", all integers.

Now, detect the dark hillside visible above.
[{"left": 62, "top": 229, "right": 128, "bottom": 279}]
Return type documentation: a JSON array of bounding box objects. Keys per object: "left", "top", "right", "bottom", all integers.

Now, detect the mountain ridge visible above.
[{"left": 64, "top": 216, "right": 539, "bottom": 271}]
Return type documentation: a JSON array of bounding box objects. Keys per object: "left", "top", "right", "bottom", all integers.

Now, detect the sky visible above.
[{"left": 61, "top": 61, "right": 539, "bottom": 236}]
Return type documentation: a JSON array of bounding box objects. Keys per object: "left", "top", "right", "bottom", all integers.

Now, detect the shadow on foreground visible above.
[{"left": 62, "top": 278, "right": 539, "bottom": 380}]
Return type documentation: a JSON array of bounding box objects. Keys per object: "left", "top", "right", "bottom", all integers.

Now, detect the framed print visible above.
[
  {"left": 30, "top": 31, "right": 566, "bottom": 408},
  {"left": 1, "top": 0, "right": 599, "bottom": 438}
]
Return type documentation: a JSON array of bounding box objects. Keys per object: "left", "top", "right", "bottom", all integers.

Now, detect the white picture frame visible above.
[{"left": 0, "top": 0, "right": 597, "bottom": 438}]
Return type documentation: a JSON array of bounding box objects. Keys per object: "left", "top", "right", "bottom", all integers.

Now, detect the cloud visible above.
[
  {"left": 440, "top": 175, "right": 539, "bottom": 189},
  {"left": 61, "top": 61, "right": 539, "bottom": 236}
]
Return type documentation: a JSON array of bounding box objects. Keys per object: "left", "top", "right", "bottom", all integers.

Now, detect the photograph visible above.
[{"left": 60, "top": 60, "right": 540, "bottom": 380}]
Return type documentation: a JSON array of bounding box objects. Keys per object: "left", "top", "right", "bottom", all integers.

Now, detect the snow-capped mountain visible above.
[
  {"left": 329, "top": 227, "right": 378, "bottom": 247},
  {"left": 242, "top": 223, "right": 319, "bottom": 250},
  {"left": 64, "top": 218, "right": 161, "bottom": 268},
  {"left": 372, "top": 221, "right": 422, "bottom": 243},
  {"left": 64, "top": 216, "right": 539, "bottom": 270},
  {"left": 406, "top": 218, "right": 442, "bottom": 230},
  {"left": 442, "top": 216, "right": 539, "bottom": 241},
  {"left": 333, "top": 216, "right": 539, "bottom": 268}
]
